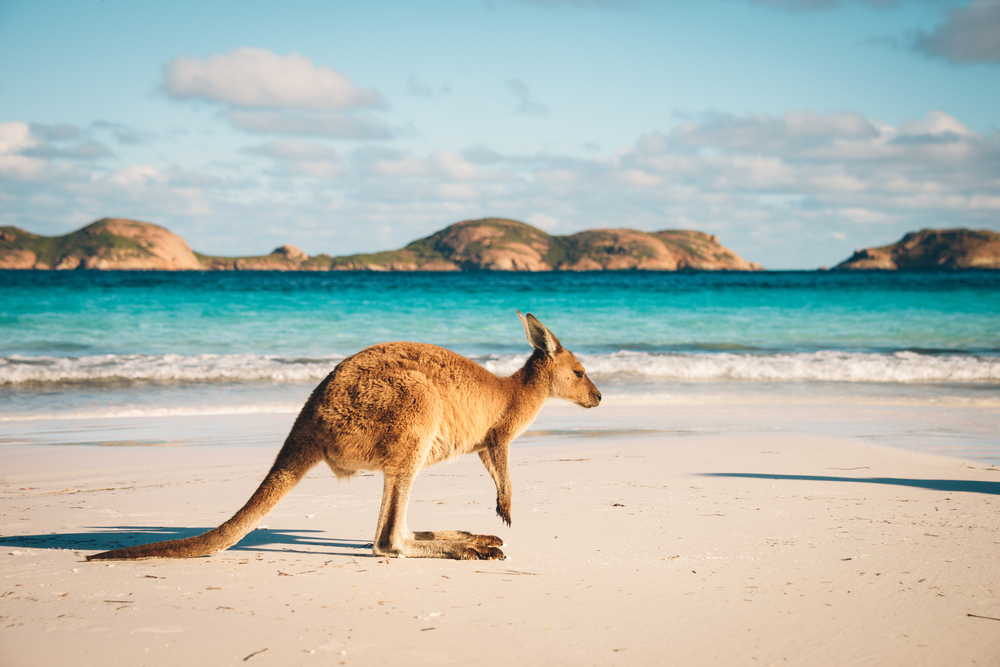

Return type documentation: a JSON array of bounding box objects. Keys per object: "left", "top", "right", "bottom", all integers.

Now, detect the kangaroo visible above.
[{"left": 86, "top": 311, "right": 601, "bottom": 562}]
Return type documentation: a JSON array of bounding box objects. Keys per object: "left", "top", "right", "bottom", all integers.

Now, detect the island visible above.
[
  {"left": 0, "top": 217, "right": 763, "bottom": 272},
  {"left": 834, "top": 229, "right": 1000, "bottom": 270}
]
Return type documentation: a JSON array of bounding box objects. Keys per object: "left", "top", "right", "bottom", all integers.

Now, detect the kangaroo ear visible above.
[{"left": 517, "top": 310, "right": 562, "bottom": 357}]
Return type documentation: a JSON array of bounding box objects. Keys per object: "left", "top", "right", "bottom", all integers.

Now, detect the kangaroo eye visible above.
[{"left": 574, "top": 370, "right": 585, "bottom": 379}]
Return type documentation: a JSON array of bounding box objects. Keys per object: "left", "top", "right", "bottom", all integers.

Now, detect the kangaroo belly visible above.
[{"left": 423, "top": 431, "right": 484, "bottom": 467}]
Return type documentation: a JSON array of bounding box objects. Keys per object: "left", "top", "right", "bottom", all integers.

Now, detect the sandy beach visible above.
[{"left": 2, "top": 401, "right": 998, "bottom": 666}]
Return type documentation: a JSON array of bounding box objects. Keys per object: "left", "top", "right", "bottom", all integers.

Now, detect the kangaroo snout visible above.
[
  {"left": 590, "top": 387, "right": 602, "bottom": 407},
  {"left": 580, "top": 383, "right": 602, "bottom": 408}
]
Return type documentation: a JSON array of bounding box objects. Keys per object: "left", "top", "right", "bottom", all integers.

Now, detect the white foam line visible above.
[
  {"left": 2, "top": 350, "right": 999, "bottom": 386},
  {"left": 4, "top": 391, "right": 997, "bottom": 424},
  {"left": 0, "top": 404, "right": 302, "bottom": 422}
]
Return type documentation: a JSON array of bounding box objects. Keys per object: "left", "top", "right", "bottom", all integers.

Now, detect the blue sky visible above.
[{"left": 1, "top": 0, "right": 997, "bottom": 268}]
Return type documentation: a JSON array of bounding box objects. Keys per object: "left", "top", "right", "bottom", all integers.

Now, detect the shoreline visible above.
[
  {"left": 4, "top": 394, "right": 999, "bottom": 464},
  {"left": 2, "top": 411, "right": 999, "bottom": 665}
]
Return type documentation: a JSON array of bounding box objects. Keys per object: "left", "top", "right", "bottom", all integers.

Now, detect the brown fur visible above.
[{"left": 86, "top": 311, "right": 601, "bottom": 561}]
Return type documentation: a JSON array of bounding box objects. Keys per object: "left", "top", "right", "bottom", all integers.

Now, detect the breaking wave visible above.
[
  {"left": 483, "top": 350, "right": 1000, "bottom": 384},
  {"left": 0, "top": 353, "right": 345, "bottom": 385},
  {"left": 2, "top": 349, "right": 999, "bottom": 387}
]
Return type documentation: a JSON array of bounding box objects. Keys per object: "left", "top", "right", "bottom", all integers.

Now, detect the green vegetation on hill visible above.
[
  {"left": 1, "top": 222, "right": 151, "bottom": 268},
  {"left": 552, "top": 230, "right": 658, "bottom": 266}
]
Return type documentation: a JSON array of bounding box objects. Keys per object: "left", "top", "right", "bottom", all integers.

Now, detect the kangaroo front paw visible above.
[
  {"left": 496, "top": 500, "right": 511, "bottom": 527},
  {"left": 459, "top": 546, "right": 506, "bottom": 561}
]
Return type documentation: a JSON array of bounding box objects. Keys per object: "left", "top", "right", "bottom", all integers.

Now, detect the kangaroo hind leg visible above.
[{"left": 372, "top": 459, "right": 504, "bottom": 561}]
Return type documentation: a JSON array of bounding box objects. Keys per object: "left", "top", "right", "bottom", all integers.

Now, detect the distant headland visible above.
[
  {"left": 0, "top": 217, "right": 762, "bottom": 272},
  {"left": 1, "top": 217, "right": 998, "bottom": 271},
  {"left": 833, "top": 229, "right": 1000, "bottom": 271}
]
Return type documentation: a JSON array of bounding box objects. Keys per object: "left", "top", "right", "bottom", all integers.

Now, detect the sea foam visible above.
[
  {"left": 2, "top": 349, "right": 998, "bottom": 386},
  {"left": 0, "top": 353, "right": 345, "bottom": 385}
]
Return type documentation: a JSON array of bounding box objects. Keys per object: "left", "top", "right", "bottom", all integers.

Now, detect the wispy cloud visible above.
[
  {"left": 3, "top": 109, "right": 998, "bottom": 267},
  {"left": 743, "top": 0, "right": 1000, "bottom": 64},
  {"left": 28, "top": 123, "right": 80, "bottom": 142},
  {"left": 224, "top": 109, "right": 393, "bottom": 140},
  {"left": 517, "top": 0, "right": 645, "bottom": 7},
  {"left": 243, "top": 139, "right": 345, "bottom": 178},
  {"left": 0, "top": 122, "right": 112, "bottom": 179},
  {"left": 0, "top": 122, "right": 49, "bottom": 180},
  {"left": 406, "top": 75, "right": 451, "bottom": 98},
  {"left": 913, "top": 0, "right": 1000, "bottom": 63},
  {"left": 506, "top": 79, "right": 548, "bottom": 115},
  {"left": 92, "top": 121, "right": 151, "bottom": 146},
  {"left": 743, "top": 0, "right": 909, "bottom": 9},
  {"left": 18, "top": 123, "right": 112, "bottom": 160}
]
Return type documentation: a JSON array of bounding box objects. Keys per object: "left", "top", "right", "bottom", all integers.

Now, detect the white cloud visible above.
[
  {"left": 162, "top": 48, "right": 391, "bottom": 140},
  {"left": 896, "top": 109, "right": 976, "bottom": 139},
  {"left": 0, "top": 120, "right": 229, "bottom": 235},
  {"left": 4, "top": 109, "right": 999, "bottom": 269},
  {"left": 0, "top": 121, "right": 114, "bottom": 181},
  {"left": 164, "top": 48, "right": 383, "bottom": 110},
  {"left": 0, "top": 122, "right": 47, "bottom": 179}
]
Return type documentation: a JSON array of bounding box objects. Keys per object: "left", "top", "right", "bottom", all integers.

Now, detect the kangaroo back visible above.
[{"left": 86, "top": 441, "right": 320, "bottom": 560}]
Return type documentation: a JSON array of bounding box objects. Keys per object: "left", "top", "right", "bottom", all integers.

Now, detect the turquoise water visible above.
[
  {"left": 1, "top": 269, "right": 998, "bottom": 458},
  {"left": 3, "top": 270, "right": 998, "bottom": 358}
]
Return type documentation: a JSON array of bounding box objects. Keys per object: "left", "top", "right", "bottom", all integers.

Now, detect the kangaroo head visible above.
[{"left": 517, "top": 310, "right": 602, "bottom": 409}]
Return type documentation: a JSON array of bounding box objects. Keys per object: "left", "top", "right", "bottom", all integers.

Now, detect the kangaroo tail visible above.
[{"left": 86, "top": 444, "right": 320, "bottom": 561}]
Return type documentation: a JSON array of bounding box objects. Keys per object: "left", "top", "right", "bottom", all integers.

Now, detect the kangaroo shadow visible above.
[
  {"left": 0, "top": 526, "right": 373, "bottom": 557},
  {"left": 703, "top": 473, "right": 1000, "bottom": 496}
]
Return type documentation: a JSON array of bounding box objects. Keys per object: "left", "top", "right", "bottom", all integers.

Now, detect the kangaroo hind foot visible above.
[
  {"left": 413, "top": 530, "right": 504, "bottom": 548},
  {"left": 375, "top": 531, "right": 506, "bottom": 560},
  {"left": 413, "top": 531, "right": 505, "bottom": 560}
]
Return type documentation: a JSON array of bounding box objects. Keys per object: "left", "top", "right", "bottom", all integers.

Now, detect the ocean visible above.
[{"left": 2, "top": 270, "right": 998, "bottom": 461}]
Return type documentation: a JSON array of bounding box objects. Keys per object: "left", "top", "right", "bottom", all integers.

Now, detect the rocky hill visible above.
[
  {"left": 834, "top": 229, "right": 1000, "bottom": 270},
  {"left": 1, "top": 216, "right": 763, "bottom": 272},
  {"left": 307, "top": 218, "right": 762, "bottom": 271},
  {"left": 0, "top": 218, "right": 203, "bottom": 270}
]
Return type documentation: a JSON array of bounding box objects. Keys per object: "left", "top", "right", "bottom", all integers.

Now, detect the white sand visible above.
[{"left": 2, "top": 405, "right": 999, "bottom": 666}]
